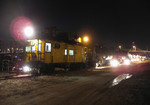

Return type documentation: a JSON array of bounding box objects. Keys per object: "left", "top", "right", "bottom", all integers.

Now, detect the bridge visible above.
[{"left": 128, "top": 49, "right": 150, "bottom": 56}]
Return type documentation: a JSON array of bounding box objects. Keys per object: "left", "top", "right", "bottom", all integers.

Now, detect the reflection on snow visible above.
[
  {"left": 112, "top": 74, "right": 132, "bottom": 86},
  {"left": 95, "top": 66, "right": 110, "bottom": 69},
  {"left": 13, "top": 74, "right": 32, "bottom": 78}
]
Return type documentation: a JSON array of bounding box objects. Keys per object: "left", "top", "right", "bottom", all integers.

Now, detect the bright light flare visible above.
[
  {"left": 10, "top": 16, "right": 34, "bottom": 40},
  {"left": 23, "top": 66, "right": 31, "bottom": 72},
  {"left": 83, "top": 36, "right": 89, "bottom": 42},
  {"left": 123, "top": 59, "right": 131, "bottom": 65},
  {"left": 110, "top": 59, "right": 120, "bottom": 67},
  {"left": 24, "top": 27, "right": 34, "bottom": 37}
]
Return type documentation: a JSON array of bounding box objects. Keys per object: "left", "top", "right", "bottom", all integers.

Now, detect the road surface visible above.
[{"left": 0, "top": 62, "right": 150, "bottom": 105}]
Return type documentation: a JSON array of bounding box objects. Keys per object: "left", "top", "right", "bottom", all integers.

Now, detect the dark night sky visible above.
[{"left": 0, "top": 0, "right": 150, "bottom": 49}]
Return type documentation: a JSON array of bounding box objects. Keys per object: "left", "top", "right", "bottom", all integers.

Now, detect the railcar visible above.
[{"left": 11, "top": 39, "right": 88, "bottom": 75}]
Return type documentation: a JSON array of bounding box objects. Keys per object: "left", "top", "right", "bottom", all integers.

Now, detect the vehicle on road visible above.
[
  {"left": 110, "top": 54, "right": 131, "bottom": 67},
  {"left": 96, "top": 53, "right": 131, "bottom": 68}
]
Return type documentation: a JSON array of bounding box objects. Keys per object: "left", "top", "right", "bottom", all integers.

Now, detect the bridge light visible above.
[{"left": 132, "top": 45, "right": 136, "bottom": 51}]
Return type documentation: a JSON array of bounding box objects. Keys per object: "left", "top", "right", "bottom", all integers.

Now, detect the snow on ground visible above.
[
  {"left": 0, "top": 64, "right": 150, "bottom": 105},
  {"left": 0, "top": 70, "right": 114, "bottom": 105},
  {"left": 97, "top": 71, "right": 150, "bottom": 105},
  {"left": 0, "top": 75, "right": 81, "bottom": 99}
]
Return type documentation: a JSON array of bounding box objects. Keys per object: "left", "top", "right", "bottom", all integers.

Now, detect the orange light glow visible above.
[{"left": 83, "top": 36, "right": 89, "bottom": 42}]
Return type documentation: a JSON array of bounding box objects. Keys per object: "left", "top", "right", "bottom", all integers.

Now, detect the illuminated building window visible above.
[
  {"left": 65, "top": 49, "right": 67, "bottom": 55},
  {"left": 69, "top": 50, "right": 74, "bottom": 56},
  {"left": 38, "top": 44, "right": 42, "bottom": 51},
  {"left": 25, "top": 46, "right": 31, "bottom": 52},
  {"left": 32, "top": 45, "right": 35, "bottom": 51},
  {"left": 45, "top": 43, "right": 51, "bottom": 52}
]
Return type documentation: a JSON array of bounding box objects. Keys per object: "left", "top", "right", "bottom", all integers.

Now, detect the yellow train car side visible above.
[{"left": 25, "top": 39, "right": 87, "bottom": 72}]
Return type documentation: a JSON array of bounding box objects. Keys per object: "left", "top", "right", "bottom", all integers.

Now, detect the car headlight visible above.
[
  {"left": 110, "top": 59, "right": 120, "bottom": 67},
  {"left": 23, "top": 66, "right": 31, "bottom": 72},
  {"left": 123, "top": 59, "right": 131, "bottom": 65}
]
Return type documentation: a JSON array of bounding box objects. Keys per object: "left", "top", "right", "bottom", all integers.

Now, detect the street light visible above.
[
  {"left": 23, "top": 26, "right": 35, "bottom": 61},
  {"left": 119, "top": 45, "right": 122, "bottom": 49},
  {"left": 83, "top": 36, "right": 89, "bottom": 43},
  {"left": 24, "top": 26, "right": 34, "bottom": 38}
]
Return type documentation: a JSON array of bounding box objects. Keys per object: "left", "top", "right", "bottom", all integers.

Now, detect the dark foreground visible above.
[{"left": 0, "top": 63, "right": 150, "bottom": 105}]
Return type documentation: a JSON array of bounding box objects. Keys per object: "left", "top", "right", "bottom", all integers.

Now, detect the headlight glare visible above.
[
  {"left": 110, "top": 59, "right": 119, "bottom": 67},
  {"left": 123, "top": 59, "right": 131, "bottom": 65},
  {"left": 23, "top": 66, "right": 31, "bottom": 72}
]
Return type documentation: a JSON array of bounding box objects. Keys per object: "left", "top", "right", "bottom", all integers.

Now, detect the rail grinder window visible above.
[
  {"left": 25, "top": 46, "right": 31, "bottom": 52},
  {"left": 65, "top": 49, "right": 67, "bottom": 55},
  {"left": 45, "top": 43, "right": 51, "bottom": 52},
  {"left": 38, "top": 44, "right": 42, "bottom": 51},
  {"left": 32, "top": 45, "right": 35, "bottom": 51},
  {"left": 69, "top": 50, "right": 74, "bottom": 55}
]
